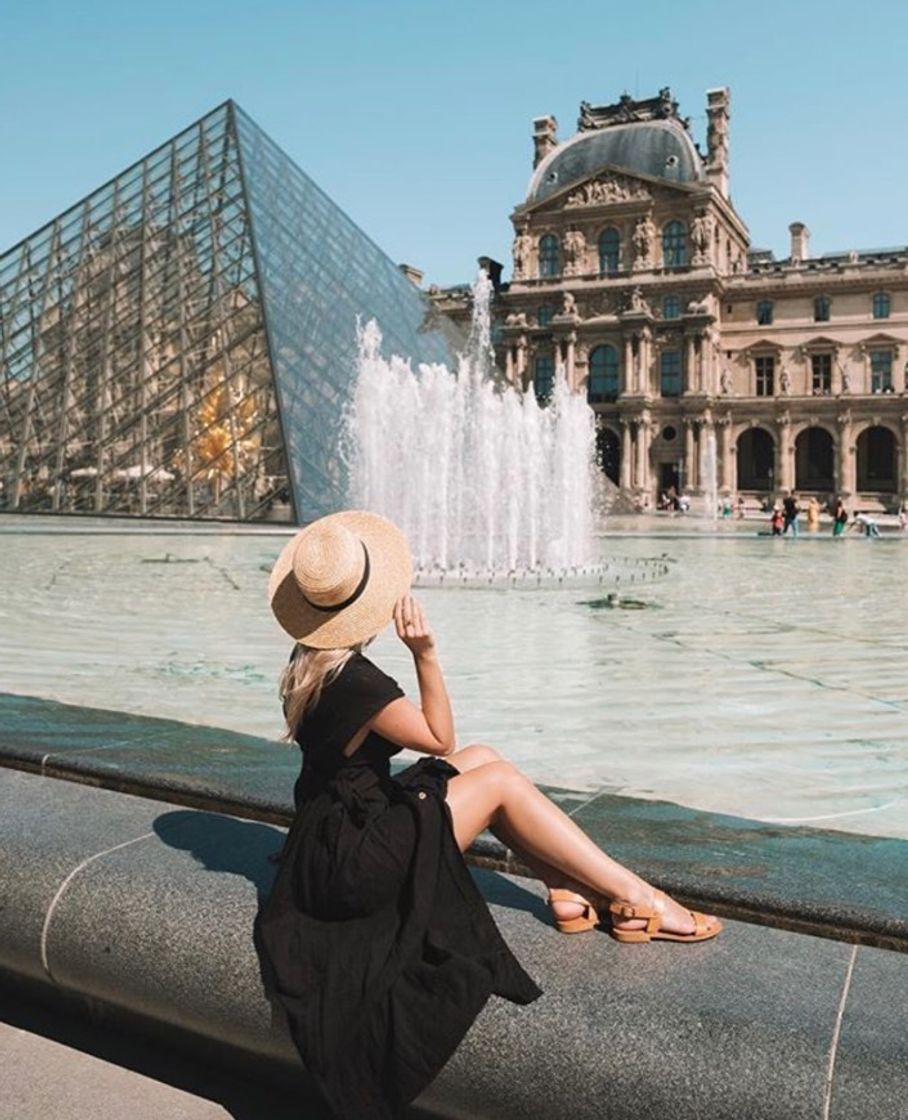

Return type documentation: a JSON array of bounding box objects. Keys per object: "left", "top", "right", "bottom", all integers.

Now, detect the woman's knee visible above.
[
  {"left": 459, "top": 743, "right": 502, "bottom": 767},
  {"left": 477, "top": 759, "right": 526, "bottom": 799}
]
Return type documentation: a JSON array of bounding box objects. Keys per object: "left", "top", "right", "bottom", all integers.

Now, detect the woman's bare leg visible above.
[
  {"left": 446, "top": 745, "right": 595, "bottom": 909},
  {"left": 445, "top": 758, "right": 718, "bottom": 935}
]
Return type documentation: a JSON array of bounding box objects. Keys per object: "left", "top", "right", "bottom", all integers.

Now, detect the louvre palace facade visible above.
[
  {"left": 0, "top": 101, "right": 460, "bottom": 522},
  {"left": 434, "top": 87, "right": 908, "bottom": 510}
]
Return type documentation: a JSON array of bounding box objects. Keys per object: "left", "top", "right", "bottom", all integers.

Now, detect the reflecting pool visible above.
[{"left": 1, "top": 522, "right": 906, "bottom": 839}]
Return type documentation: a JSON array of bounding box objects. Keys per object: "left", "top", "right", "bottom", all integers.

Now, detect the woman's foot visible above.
[
  {"left": 609, "top": 887, "right": 722, "bottom": 943},
  {"left": 548, "top": 885, "right": 721, "bottom": 942}
]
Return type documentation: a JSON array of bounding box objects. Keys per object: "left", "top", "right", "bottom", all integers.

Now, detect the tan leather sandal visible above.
[
  {"left": 608, "top": 890, "right": 722, "bottom": 944},
  {"left": 548, "top": 888, "right": 600, "bottom": 934}
]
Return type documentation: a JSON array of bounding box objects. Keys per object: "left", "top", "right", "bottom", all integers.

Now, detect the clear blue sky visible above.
[{"left": 2, "top": 0, "right": 906, "bottom": 287}]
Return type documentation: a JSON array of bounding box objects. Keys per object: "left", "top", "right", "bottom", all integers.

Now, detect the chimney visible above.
[
  {"left": 788, "top": 222, "right": 810, "bottom": 264},
  {"left": 398, "top": 263, "right": 424, "bottom": 287},
  {"left": 533, "top": 116, "right": 558, "bottom": 169},
  {"left": 705, "top": 87, "right": 730, "bottom": 198}
]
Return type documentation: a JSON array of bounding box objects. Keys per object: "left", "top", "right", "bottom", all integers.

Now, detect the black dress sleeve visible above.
[{"left": 298, "top": 652, "right": 404, "bottom": 753}]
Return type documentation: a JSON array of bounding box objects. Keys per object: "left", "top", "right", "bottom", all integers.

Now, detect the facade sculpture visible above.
[
  {"left": 512, "top": 224, "right": 533, "bottom": 281},
  {"left": 562, "top": 228, "right": 587, "bottom": 276},
  {"left": 632, "top": 215, "right": 656, "bottom": 268}
]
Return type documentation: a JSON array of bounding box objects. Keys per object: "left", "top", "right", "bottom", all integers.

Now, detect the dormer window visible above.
[
  {"left": 872, "top": 292, "right": 891, "bottom": 319},
  {"left": 756, "top": 300, "right": 773, "bottom": 325}
]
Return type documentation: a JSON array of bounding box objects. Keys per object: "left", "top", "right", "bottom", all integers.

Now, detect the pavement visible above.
[{"left": 0, "top": 992, "right": 307, "bottom": 1120}]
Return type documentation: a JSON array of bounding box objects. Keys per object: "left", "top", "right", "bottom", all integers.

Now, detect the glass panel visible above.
[
  {"left": 587, "top": 344, "right": 619, "bottom": 402},
  {"left": 814, "top": 296, "right": 831, "bottom": 322},
  {"left": 756, "top": 300, "right": 773, "bottom": 325},
  {"left": 811, "top": 353, "right": 832, "bottom": 395},
  {"left": 662, "top": 295, "right": 680, "bottom": 320},
  {"left": 662, "top": 221, "right": 687, "bottom": 268},
  {"left": 872, "top": 292, "right": 890, "bottom": 319},
  {"left": 755, "top": 355, "right": 775, "bottom": 396},
  {"left": 538, "top": 234, "right": 560, "bottom": 278},
  {"left": 0, "top": 102, "right": 291, "bottom": 521},
  {"left": 234, "top": 105, "right": 463, "bottom": 521},
  {"left": 870, "top": 350, "right": 893, "bottom": 393},
  {"left": 537, "top": 304, "right": 554, "bottom": 327},
  {"left": 660, "top": 350, "right": 682, "bottom": 396},
  {"left": 533, "top": 354, "right": 554, "bottom": 404},
  {"left": 597, "top": 228, "right": 619, "bottom": 273}
]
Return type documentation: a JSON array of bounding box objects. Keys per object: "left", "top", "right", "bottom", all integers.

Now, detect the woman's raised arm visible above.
[{"left": 368, "top": 595, "right": 455, "bottom": 756}]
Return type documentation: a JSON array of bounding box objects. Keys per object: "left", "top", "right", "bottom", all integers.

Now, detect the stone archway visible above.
[
  {"left": 595, "top": 426, "right": 620, "bottom": 485},
  {"left": 795, "top": 426, "right": 835, "bottom": 491},
  {"left": 736, "top": 426, "right": 774, "bottom": 490},
  {"left": 856, "top": 425, "right": 897, "bottom": 492}
]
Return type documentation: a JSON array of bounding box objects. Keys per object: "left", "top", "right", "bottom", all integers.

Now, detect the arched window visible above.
[
  {"left": 662, "top": 295, "right": 681, "bottom": 320},
  {"left": 534, "top": 353, "right": 555, "bottom": 404},
  {"left": 872, "top": 292, "right": 891, "bottom": 319},
  {"left": 538, "top": 234, "right": 560, "bottom": 277},
  {"left": 598, "top": 228, "right": 620, "bottom": 273},
  {"left": 662, "top": 221, "right": 687, "bottom": 268},
  {"left": 756, "top": 300, "right": 773, "bottom": 325},
  {"left": 814, "top": 295, "right": 831, "bottom": 322},
  {"left": 537, "top": 305, "right": 555, "bottom": 328},
  {"left": 587, "top": 345, "right": 620, "bottom": 402}
]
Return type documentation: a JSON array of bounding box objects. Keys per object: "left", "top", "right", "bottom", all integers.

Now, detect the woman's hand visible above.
[{"left": 393, "top": 594, "right": 436, "bottom": 658}]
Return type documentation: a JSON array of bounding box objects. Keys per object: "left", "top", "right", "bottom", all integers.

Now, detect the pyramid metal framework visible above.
[{"left": 0, "top": 101, "right": 460, "bottom": 522}]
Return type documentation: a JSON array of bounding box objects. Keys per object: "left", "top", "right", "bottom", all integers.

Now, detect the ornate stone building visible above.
[{"left": 433, "top": 87, "right": 908, "bottom": 510}]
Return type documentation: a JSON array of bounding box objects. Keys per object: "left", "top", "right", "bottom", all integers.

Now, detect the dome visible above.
[{"left": 527, "top": 120, "right": 704, "bottom": 204}]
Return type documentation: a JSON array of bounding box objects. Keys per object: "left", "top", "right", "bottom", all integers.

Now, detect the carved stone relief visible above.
[{"left": 565, "top": 173, "right": 651, "bottom": 208}]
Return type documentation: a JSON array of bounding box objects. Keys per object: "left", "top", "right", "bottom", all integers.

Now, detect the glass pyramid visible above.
[{"left": 0, "top": 101, "right": 461, "bottom": 522}]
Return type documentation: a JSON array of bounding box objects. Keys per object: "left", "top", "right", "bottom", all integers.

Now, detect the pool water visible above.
[{"left": 1, "top": 523, "right": 906, "bottom": 839}]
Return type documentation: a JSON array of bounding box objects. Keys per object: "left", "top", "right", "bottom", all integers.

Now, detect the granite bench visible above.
[{"left": 1, "top": 766, "right": 905, "bottom": 1119}]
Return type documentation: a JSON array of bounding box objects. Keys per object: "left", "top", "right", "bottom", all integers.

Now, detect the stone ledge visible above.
[
  {"left": 1, "top": 691, "right": 906, "bottom": 951},
  {"left": 1, "top": 767, "right": 906, "bottom": 1119}
]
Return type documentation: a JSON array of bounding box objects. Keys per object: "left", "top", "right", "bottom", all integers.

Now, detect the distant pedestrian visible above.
[
  {"left": 782, "top": 490, "right": 800, "bottom": 537},
  {"left": 832, "top": 498, "right": 848, "bottom": 537},
  {"left": 853, "top": 512, "right": 880, "bottom": 538},
  {"left": 806, "top": 496, "right": 820, "bottom": 532},
  {"left": 736, "top": 496, "right": 746, "bottom": 520},
  {"left": 771, "top": 505, "right": 784, "bottom": 536}
]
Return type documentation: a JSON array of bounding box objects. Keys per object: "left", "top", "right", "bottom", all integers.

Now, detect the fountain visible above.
[
  {"left": 344, "top": 271, "right": 642, "bottom": 587},
  {"left": 700, "top": 425, "right": 719, "bottom": 521}
]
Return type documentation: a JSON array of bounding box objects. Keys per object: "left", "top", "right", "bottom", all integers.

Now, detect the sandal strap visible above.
[{"left": 609, "top": 890, "right": 666, "bottom": 932}]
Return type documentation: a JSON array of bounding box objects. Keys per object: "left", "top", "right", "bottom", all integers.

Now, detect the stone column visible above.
[
  {"left": 619, "top": 420, "right": 632, "bottom": 490},
  {"left": 717, "top": 415, "right": 733, "bottom": 493},
  {"left": 635, "top": 418, "right": 652, "bottom": 494},
  {"left": 776, "top": 414, "right": 792, "bottom": 492},
  {"left": 683, "top": 419, "right": 696, "bottom": 491},
  {"left": 639, "top": 327, "right": 653, "bottom": 396},
  {"left": 684, "top": 336, "right": 696, "bottom": 393},
  {"left": 623, "top": 336, "right": 634, "bottom": 395},
  {"left": 836, "top": 410, "right": 854, "bottom": 497},
  {"left": 565, "top": 332, "right": 577, "bottom": 392}
]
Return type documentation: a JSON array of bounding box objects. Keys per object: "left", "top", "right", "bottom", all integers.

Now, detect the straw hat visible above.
[{"left": 268, "top": 510, "right": 412, "bottom": 649}]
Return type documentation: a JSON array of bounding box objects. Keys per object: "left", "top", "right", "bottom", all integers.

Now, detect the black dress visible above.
[{"left": 255, "top": 651, "right": 542, "bottom": 1119}]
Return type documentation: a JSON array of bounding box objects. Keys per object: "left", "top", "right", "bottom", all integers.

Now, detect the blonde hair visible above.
[{"left": 279, "top": 639, "right": 370, "bottom": 740}]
